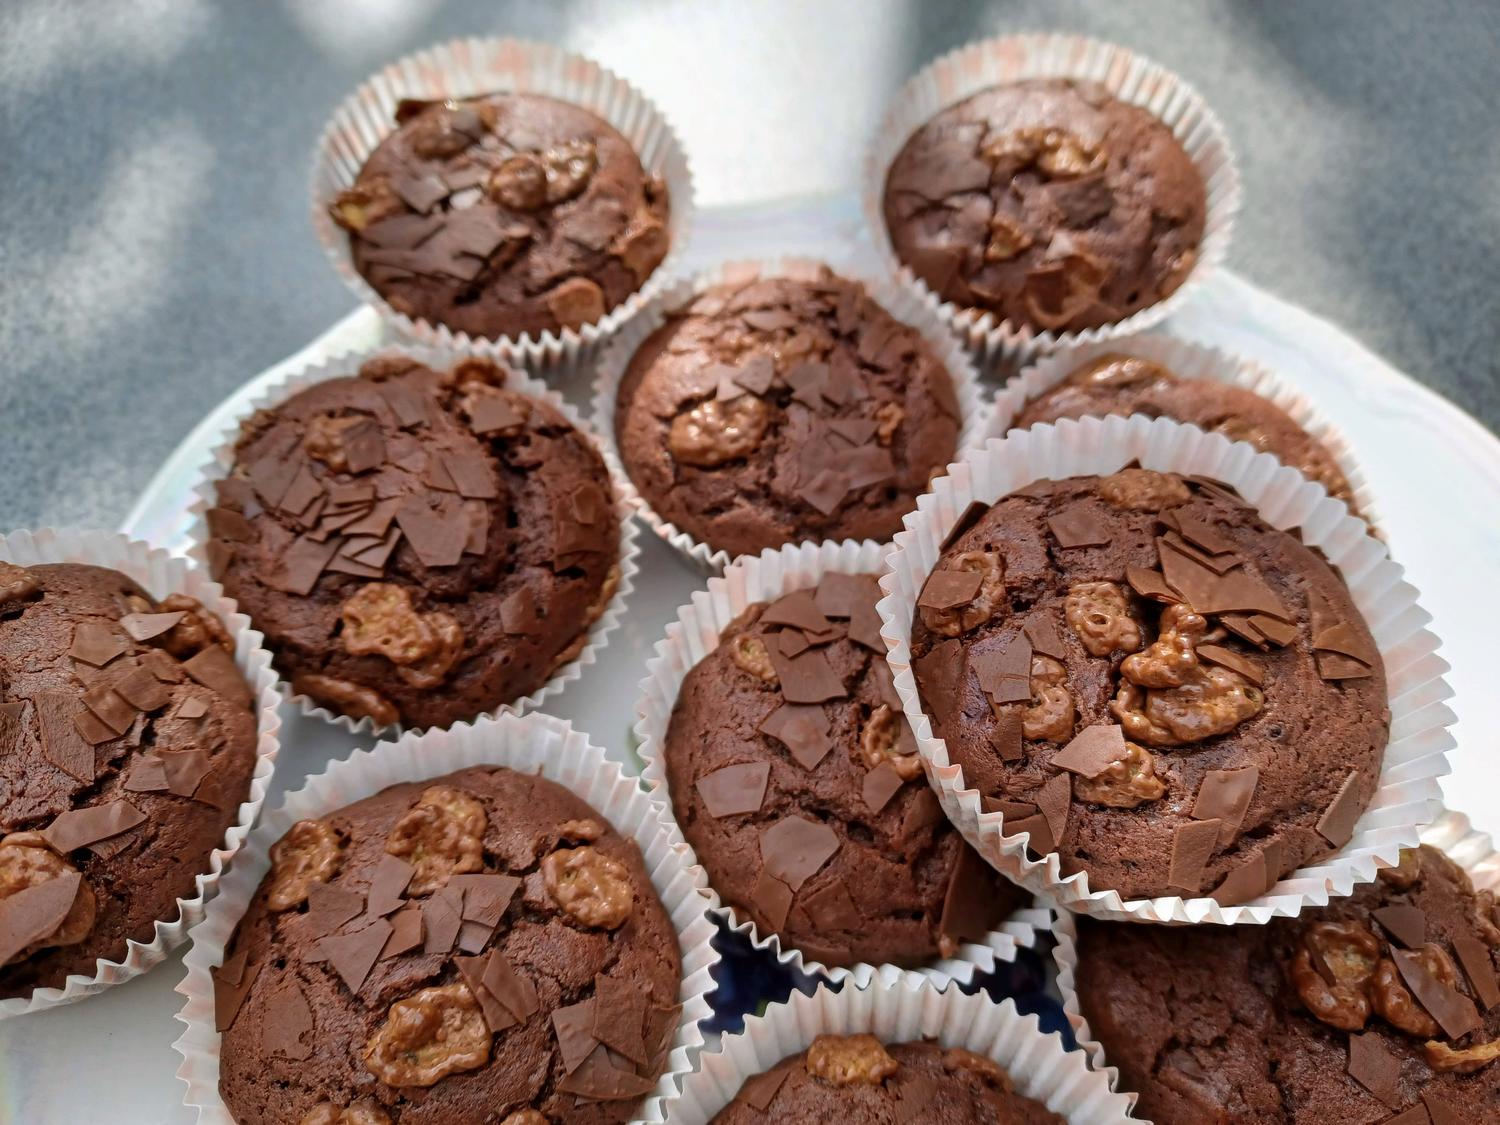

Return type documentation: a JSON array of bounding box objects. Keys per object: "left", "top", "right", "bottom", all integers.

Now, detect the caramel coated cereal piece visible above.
[
  {"left": 731, "top": 634, "right": 778, "bottom": 684},
  {"left": 919, "top": 551, "right": 1006, "bottom": 638},
  {"left": 1095, "top": 468, "right": 1192, "bottom": 511},
  {"left": 1072, "top": 741, "right": 1165, "bottom": 808},
  {"left": 668, "top": 396, "right": 771, "bottom": 468},
  {"left": 267, "top": 819, "right": 347, "bottom": 911},
  {"left": 542, "top": 845, "right": 633, "bottom": 929},
  {"left": 1064, "top": 581, "right": 1142, "bottom": 657},
  {"left": 1023, "top": 655, "right": 1076, "bottom": 742},
  {"left": 386, "top": 786, "right": 487, "bottom": 896},
  {"left": 299, "top": 1101, "right": 391, "bottom": 1125},
  {"left": 545, "top": 277, "right": 606, "bottom": 331},
  {"left": 364, "top": 983, "right": 491, "bottom": 1087},
  {"left": 292, "top": 674, "right": 400, "bottom": 728},
  {"left": 858, "top": 704, "right": 922, "bottom": 780},
  {"left": 805, "top": 1034, "right": 899, "bottom": 1086},
  {"left": 0, "top": 833, "right": 96, "bottom": 958},
  {"left": 0, "top": 561, "right": 41, "bottom": 608},
  {"left": 1289, "top": 921, "right": 1379, "bottom": 1031}
]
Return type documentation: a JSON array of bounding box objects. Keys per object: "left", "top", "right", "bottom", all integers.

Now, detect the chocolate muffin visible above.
[
  {"left": 882, "top": 78, "right": 1206, "bottom": 333},
  {"left": 216, "top": 766, "right": 683, "bottom": 1124},
  {"left": 206, "top": 354, "right": 620, "bottom": 730},
  {"left": 663, "top": 572, "right": 1026, "bottom": 968},
  {"left": 909, "top": 469, "right": 1389, "bottom": 903},
  {"left": 0, "top": 561, "right": 258, "bottom": 998},
  {"left": 613, "top": 269, "right": 964, "bottom": 559},
  {"left": 711, "top": 1035, "right": 1065, "bottom": 1123},
  {"left": 1015, "top": 352, "right": 1357, "bottom": 507},
  {"left": 330, "top": 92, "right": 670, "bottom": 340},
  {"left": 1073, "top": 845, "right": 1500, "bottom": 1124}
]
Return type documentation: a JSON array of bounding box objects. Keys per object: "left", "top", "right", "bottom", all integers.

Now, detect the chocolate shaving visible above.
[
  {"left": 796, "top": 469, "right": 850, "bottom": 516},
  {"left": 760, "top": 590, "right": 834, "bottom": 634},
  {"left": 1347, "top": 1031, "right": 1403, "bottom": 1109},
  {"left": 212, "top": 947, "right": 262, "bottom": 1032},
  {"left": 862, "top": 759, "right": 907, "bottom": 814},
  {"left": 1250, "top": 614, "right": 1298, "bottom": 647},
  {"left": 379, "top": 905, "right": 423, "bottom": 959},
  {"left": 42, "top": 800, "right": 145, "bottom": 853},
  {"left": 1316, "top": 772, "right": 1364, "bottom": 847},
  {"left": 483, "top": 950, "right": 539, "bottom": 1023},
  {"left": 558, "top": 1043, "right": 656, "bottom": 1100},
  {"left": 1176, "top": 513, "right": 1236, "bottom": 556},
  {"left": 123, "top": 753, "right": 170, "bottom": 793},
  {"left": 749, "top": 868, "right": 793, "bottom": 931},
  {"left": 1047, "top": 504, "right": 1111, "bottom": 549},
  {"left": 918, "top": 569, "right": 982, "bottom": 611},
  {"left": 939, "top": 500, "right": 991, "bottom": 553},
  {"left": 758, "top": 703, "right": 832, "bottom": 770},
  {"left": 1197, "top": 644, "right": 1264, "bottom": 685},
  {"left": 695, "top": 762, "right": 771, "bottom": 817},
  {"left": 1422, "top": 1090, "right": 1465, "bottom": 1125},
  {"left": 802, "top": 879, "right": 862, "bottom": 932},
  {"left": 500, "top": 586, "right": 544, "bottom": 635},
  {"left": 759, "top": 817, "right": 839, "bottom": 891},
  {"left": 939, "top": 843, "right": 999, "bottom": 950},
  {"left": 159, "top": 748, "right": 214, "bottom": 799},
  {"left": 263, "top": 534, "right": 340, "bottom": 596},
  {"left": 340, "top": 418, "right": 385, "bottom": 474},
  {"left": 112, "top": 665, "right": 172, "bottom": 713},
  {"left": 1192, "top": 767, "right": 1260, "bottom": 846},
  {"left": 455, "top": 952, "right": 516, "bottom": 1032},
  {"left": 396, "top": 494, "right": 468, "bottom": 568},
  {"left": 1317, "top": 651, "right": 1374, "bottom": 681},
  {"left": 592, "top": 973, "right": 652, "bottom": 1065},
  {"left": 740, "top": 1068, "right": 789, "bottom": 1112},
  {"left": 812, "top": 573, "right": 877, "bottom": 619},
  {"left": 456, "top": 919, "right": 490, "bottom": 954},
  {"left": 1008, "top": 814, "right": 1055, "bottom": 856},
  {"left": 1023, "top": 615, "right": 1067, "bottom": 659},
  {"left": 971, "top": 633, "right": 1032, "bottom": 704},
  {"left": 1051, "top": 725, "right": 1125, "bottom": 779},
  {"left": 846, "top": 595, "right": 886, "bottom": 652},
  {"left": 1036, "top": 772, "right": 1071, "bottom": 844},
  {"left": 421, "top": 885, "right": 464, "bottom": 954},
  {"left": 1200, "top": 568, "right": 1292, "bottom": 621},
  {"left": 317, "top": 918, "right": 392, "bottom": 995},
  {"left": 364, "top": 854, "right": 415, "bottom": 917},
  {"left": 82, "top": 683, "right": 137, "bottom": 735},
  {"left": 1168, "top": 819, "right": 1222, "bottom": 893},
  {"left": 1313, "top": 622, "right": 1379, "bottom": 667},
  {"left": 766, "top": 647, "right": 846, "bottom": 705},
  {"left": 1392, "top": 948, "right": 1482, "bottom": 1040},
  {"left": 119, "top": 611, "right": 186, "bottom": 642},
  {"left": 1453, "top": 931, "right": 1500, "bottom": 1010},
  {"left": 182, "top": 646, "right": 252, "bottom": 709},
  {"left": 68, "top": 621, "right": 128, "bottom": 668},
  {"left": 306, "top": 883, "right": 365, "bottom": 937},
  {"left": 1371, "top": 904, "right": 1427, "bottom": 949},
  {"left": 449, "top": 873, "right": 519, "bottom": 929},
  {"left": 991, "top": 705, "right": 1024, "bottom": 762},
  {"left": 0, "top": 870, "right": 82, "bottom": 965},
  {"left": 776, "top": 630, "right": 809, "bottom": 659},
  {"left": 177, "top": 695, "right": 209, "bottom": 720},
  {"left": 552, "top": 998, "right": 600, "bottom": 1074},
  {"left": 1159, "top": 541, "right": 1223, "bottom": 612},
  {"left": 442, "top": 448, "right": 499, "bottom": 500},
  {"left": 1126, "top": 564, "right": 1181, "bottom": 604},
  {"left": 1377, "top": 1106, "right": 1430, "bottom": 1125},
  {"left": 1209, "top": 850, "right": 1268, "bottom": 906},
  {"left": 261, "top": 984, "right": 314, "bottom": 1059}
]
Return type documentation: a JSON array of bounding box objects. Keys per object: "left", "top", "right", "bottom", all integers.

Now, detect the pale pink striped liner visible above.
[
  {"left": 988, "top": 333, "right": 1380, "bottom": 528},
  {"left": 590, "top": 257, "right": 990, "bottom": 574},
  {"left": 863, "top": 32, "right": 1240, "bottom": 370},
  {"left": 877, "top": 414, "right": 1455, "bottom": 924},
  {"left": 665, "top": 969, "right": 1136, "bottom": 1123},
  {"left": 634, "top": 538, "right": 1049, "bottom": 986},
  {"left": 311, "top": 37, "right": 694, "bottom": 374},
  {"left": 0, "top": 529, "right": 281, "bottom": 1018},
  {"left": 1051, "top": 807, "right": 1500, "bottom": 1113},
  {"left": 183, "top": 342, "right": 639, "bottom": 739},
  {"left": 172, "top": 712, "right": 721, "bottom": 1124}
]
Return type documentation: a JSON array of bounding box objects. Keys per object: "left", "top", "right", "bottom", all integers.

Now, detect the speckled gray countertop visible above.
[{"left": 1, "top": 0, "right": 1496, "bottom": 531}]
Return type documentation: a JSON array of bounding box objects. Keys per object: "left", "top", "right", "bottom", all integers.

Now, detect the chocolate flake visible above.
[
  {"left": 483, "top": 949, "right": 539, "bottom": 1023},
  {"left": 592, "top": 973, "right": 651, "bottom": 1065},
  {"left": 1250, "top": 614, "right": 1298, "bottom": 647},
  {"left": 1453, "top": 931, "right": 1500, "bottom": 1010},
  {"left": 1197, "top": 644, "right": 1264, "bottom": 685},
  {"left": 797, "top": 468, "right": 850, "bottom": 516},
  {"left": 1126, "top": 564, "right": 1180, "bottom": 604},
  {"left": 261, "top": 984, "right": 314, "bottom": 1060},
  {"left": 1036, "top": 772, "right": 1071, "bottom": 844},
  {"left": 558, "top": 1043, "right": 656, "bottom": 1100},
  {"left": 1168, "top": 819, "right": 1222, "bottom": 893},
  {"left": 306, "top": 883, "right": 365, "bottom": 937},
  {"left": 500, "top": 586, "right": 544, "bottom": 635},
  {"left": 456, "top": 919, "right": 490, "bottom": 954},
  {"left": 379, "top": 905, "right": 423, "bottom": 959},
  {"left": 441, "top": 448, "right": 499, "bottom": 500},
  {"left": 1313, "top": 622, "right": 1379, "bottom": 666},
  {"left": 861, "top": 759, "right": 907, "bottom": 814},
  {"left": 758, "top": 703, "right": 832, "bottom": 769},
  {"left": 364, "top": 854, "right": 416, "bottom": 917},
  {"left": 1176, "top": 513, "right": 1237, "bottom": 556},
  {"left": 1317, "top": 651, "right": 1374, "bottom": 681},
  {"left": 455, "top": 952, "right": 515, "bottom": 1032},
  {"left": 1050, "top": 724, "right": 1125, "bottom": 779},
  {"left": 802, "top": 879, "right": 862, "bottom": 932},
  {"left": 264, "top": 534, "right": 340, "bottom": 596},
  {"left": 1422, "top": 1090, "right": 1465, "bottom": 1125},
  {"left": 182, "top": 646, "right": 252, "bottom": 709},
  {"left": 122, "top": 753, "right": 170, "bottom": 793},
  {"left": 449, "top": 873, "right": 520, "bottom": 928},
  {"left": 1371, "top": 904, "right": 1427, "bottom": 949},
  {"left": 766, "top": 647, "right": 846, "bottom": 705},
  {"left": 1347, "top": 1031, "right": 1402, "bottom": 1109},
  {"left": 749, "top": 869, "right": 794, "bottom": 931},
  {"left": 846, "top": 595, "right": 886, "bottom": 652},
  {"left": 917, "top": 569, "right": 982, "bottom": 611},
  {"left": 1192, "top": 767, "right": 1260, "bottom": 846},
  {"left": 69, "top": 621, "right": 128, "bottom": 668},
  {"left": 81, "top": 683, "right": 137, "bottom": 735},
  {"left": 160, "top": 749, "right": 215, "bottom": 799},
  {"left": 939, "top": 500, "right": 990, "bottom": 552},
  {"left": 318, "top": 918, "right": 392, "bottom": 995},
  {"left": 971, "top": 633, "right": 1032, "bottom": 704},
  {"left": 740, "top": 1068, "right": 790, "bottom": 1112},
  {"left": 1159, "top": 542, "right": 1222, "bottom": 611},
  {"left": 695, "top": 762, "right": 771, "bottom": 818},
  {"left": 421, "top": 885, "right": 464, "bottom": 954},
  {"left": 553, "top": 998, "right": 600, "bottom": 1074},
  {"left": 991, "top": 705, "right": 1024, "bottom": 762},
  {"left": 1316, "top": 772, "right": 1364, "bottom": 848},
  {"left": 1200, "top": 568, "right": 1292, "bottom": 621},
  {"left": 0, "top": 870, "right": 82, "bottom": 965},
  {"left": 901, "top": 788, "right": 944, "bottom": 837},
  {"left": 939, "top": 844, "right": 999, "bottom": 951},
  {"left": 1008, "top": 814, "right": 1055, "bottom": 855},
  {"left": 759, "top": 817, "right": 839, "bottom": 892},
  {"left": 760, "top": 590, "right": 834, "bottom": 634},
  {"left": 1378, "top": 1106, "right": 1430, "bottom": 1125},
  {"left": 395, "top": 494, "right": 468, "bottom": 568},
  {"left": 1047, "top": 503, "right": 1111, "bottom": 549},
  {"left": 212, "top": 947, "right": 262, "bottom": 1032},
  {"left": 177, "top": 696, "right": 209, "bottom": 720},
  {"left": 119, "top": 611, "right": 186, "bottom": 642},
  {"left": 1391, "top": 947, "right": 1482, "bottom": 1040},
  {"left": 112, "top": 665, "right": 172, "bottom": 712},
  {"left": 1023, "top": 614, "right": 1067, "bottom": 659},
  {"left": 1210, "top": 850, "right": 1268, "bottom": 906},
  {"left": 42, "top": 800, "right": 145, "bottom": 853},
  {"left": 812, "top": 573, "right": 878, "bottom": 619}
]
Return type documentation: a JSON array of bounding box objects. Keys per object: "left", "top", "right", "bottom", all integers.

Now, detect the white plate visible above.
[{"left": 2, "top": 194, "right": 1495, "bottom": 1123}]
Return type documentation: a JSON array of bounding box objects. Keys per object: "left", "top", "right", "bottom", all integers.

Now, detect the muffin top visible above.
[
  {"left": 216, "top": 766, "right": 683, "bottom": 1125},
  {"left": 613, "top": 268, "right": 963, "bottom": 559},
  {"left": 0, "top": 562, "right": 258, "bottom": 998},
  {"left": 1075, "top": 845, "right": 1500, "bottom": 1124},
  {"left": 710, "top": 1036, "right": 1065, "bottom": 1123},
  {"left": 882, "top": 78, "right": 1206, "bottom": 333},
  {"left": 1015, "top": 352, "right": 1357, "bottom": 507},
  {"left": 207, "top": 354, "right": 619, "bottom": 730},
  {"left": 909, "top": 470, "right": 1389, "bottom": 903},
  {"left": 331, "top": 92, "right": 670, "bottom": 341},
  {"left": 663, "top": 572, "right": 1026, "bottom": 968}
]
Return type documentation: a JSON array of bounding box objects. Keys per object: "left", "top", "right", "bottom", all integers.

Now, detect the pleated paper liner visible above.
[
  {"left": 988, "top": 333, "right": 1380, "bottom": 529},
  {"left": 877, "top": 414, "right": 1454, "bottom": 924},
  {"left": 862, "top": 32, "right": 1240, "bottom": 370},
  {"left": 1051, "top": 806, "right": 1500, "bottom": 1114},
  {"left": 311, "top": 37, "right": 695, "bottom": 374},
  {"left": 665, "top": 969, "right": 1136, "bottom": 1123},
  {"left": 0, "top": 529, "right": 281, "bottom": 1018},
  {"left": 634, "top": 538, "right": 1049, "bottom": 987},
  {"left": 183, "top": 342, "right": 639, "bottom": 740},
  {"left": 590, "top": 256, "right": 991, "bottom": 574},
  {"left": 172, "top": 711, "right": 721, "bottom": 1124}
]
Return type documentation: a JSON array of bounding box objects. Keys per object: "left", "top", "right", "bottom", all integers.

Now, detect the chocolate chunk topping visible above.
[
  {"left": 364, "top": 854, "right": 416, "bottom": 917},
  {"left": 552, "top": 998, "right": 599, "bottom": 1073},
  {"left": 449, "top": 873, "right": 519, "bottom": 928},
  {"left": 181, "top": 646, "right": 252, "bottom": 709},
  {"left": 1197, "top": 644, "right": 1265, "bottom": 685},
  {"left": 317, "top": 918, "right": 391, "bottom": 994},
  {"left": 421, "top": 885, "right": 464, "bottom": 954},
  {"left": 1453, "top": 931, "right": 1500, "bottom": 1010},
  {"left": 1392, "top": 947, "right": 1482, "bottom": 1040},
  {"left": 767, "top": 647, "right": 846, "bottom": 705},
  {"left": 379, "top": 905, "right": 423, "bottom": 959},
  {"left": 1371, "top": 904, "right": 1427, "bottom": 949},
  {"left": 861, "top": 759, "right": 907, "bottom": 814},
  {"left": 35, "top": 691, "right": 97, "bottom": 782},
  {"left": 42, "top": 800, "right": 146, "bottom": 853},
  {"left": 695, "top": 762, "right": 771, "bottom": 817},
  {"left": 1347, "top": 1031, "right": 1402, "bottom": 1108},
  {"left": 1047, "top": 504, "right": 1111, "bottom": 548},
  {"left": 592, "top": 973, "right": 652, "bottom": 1064},
  {"left": 740, "top": 1068, "right": 790, "bottom": 1112},
  {"left": 750, "top": 868, "right": 794, "bottom": 931},
  {"left": 1168, "top": 819, "right": 1222, "bottom": 893},
  {"left": 760, "top": 816, "right": 840, "bottom": 891},
  {"left": 261, "top": 983, "right": 314, "bottom": 1059},
  {"left": 972, "top": 633, "right": 1032, "bottom": 704},
  {"left": 918, "top": 569, "right": 983, "bottom": 611},
  {"left": 1022, "top": 614, "right": 1068, "bottom": 659},
  {"left": 1036, "top": 772, "right": 1072, "bottom": 844},
  {"left": 991, "top": 706, "right": 1024, "bottom": 762},
  {"left": 0, "top": 870, "right": 82, "bottom": 966},
  {"left": 1191, "top": 767, "right": 1260, "bottom": 846},
  {"left": 1051, "top": 724, "right": 1126, "bottom": 778},
  {"left": 212, "top": 947, "right": 262, "bottom": 1032},
  {"left": 761, "top": 590, "right": 835, "bottom": 634},
  {"left": 1316, "top": 772, "right": 1364, "bottom": 847},
  {"left": 758, "top": 703, "right": 833, "bottom": 769},
  {"left": 68, "top": 621, "right": 128, "bottom": 668},
  {"left": 1209, "top": 851, "right": 1270, "bottom": 906},
  {"left": 305, "top": 883, "right": 364, "bottom": 937}
]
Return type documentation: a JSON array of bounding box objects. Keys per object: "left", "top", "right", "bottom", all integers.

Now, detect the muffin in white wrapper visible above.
[
  {"left": 665, "top": 969, "right": 1136, "bottom": 1123},
  {"left": 863, "top": 32, "right": 1240, "bottom": 370},
  {"left": 635, "top": 538, "right": 1049, "bottom": 986},
  {"left": 0, "top": 528, "right": 281, "bottom": 1018},
  {"left": 987, "top": 334, "right": 1378, "bottom": 527},
  {"left": 591, "top": 257, "right": 990, "bottom": 574},
  {"left": 1051, "top": 806, "right": 1500, "bottom": 1111},
  {"left": 311, "top": 37, "right": 694, "bottom": 374},
  {"left": 171, "top": 711, "right": 721, "bottom": 1124},
  {"left": 877, "top": 414, "right": 1454, "bottom": 924},
  {"left": 185, "top": 342, "right": 639, "bottom": 739}
]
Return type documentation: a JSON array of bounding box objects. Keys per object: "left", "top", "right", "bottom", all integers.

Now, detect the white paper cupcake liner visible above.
[
  {"left": 311, "top": 37, "right": 695, "bottom": 374},
  {"left": 665, "top": 969, "right": 1135, "bottom": 1123},
  {"left": 172, "top": 711, "right": 721, "bottom": 1124},
  {"left": 635, "top": 538, "right": 1049, "bottom": 987},
  {"left": 184, "top": 342, "right": 639, "bottom": 739},
  {"left": 988, "top": 334, "right": 1380, "bottom": 527},
  {"left": 1051, "top": 806, "right": 1500, "bottom": 1112},
  {"left": 590, "top": 257, "right": 992, "bottom": 574},
  {"left": 878, "top": 414, "right": 1454, "bottom": 924},
  {"left": 0, "top": 528, "right": 281, "bottom": 1018},
  {"left": 863, "top": 32, "right": 1241, "bottom": 370}
]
